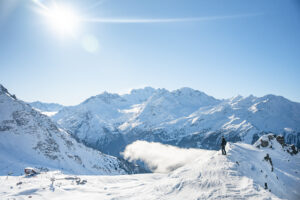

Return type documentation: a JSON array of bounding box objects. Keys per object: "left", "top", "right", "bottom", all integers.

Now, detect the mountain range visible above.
[
  {"left": 1, "top": 84, "right": 299, "bottom": 199},
  {"left": 28, "top": 87, "right": 300, "bottom": 157}
]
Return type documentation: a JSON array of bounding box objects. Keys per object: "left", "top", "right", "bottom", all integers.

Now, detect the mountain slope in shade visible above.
[
  {"left": 52, "top": 87, "right": 300, "bottom": 156},
  {"left": 1, "top": 135, "right": 299, "bottom": 199},
  {"left": 0, "top": 84, "right": 135, "bottom": 175}
]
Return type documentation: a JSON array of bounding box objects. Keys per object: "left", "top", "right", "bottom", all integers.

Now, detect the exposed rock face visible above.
[
  {"left": 276, "top": 135, "right": 285, "bottom": 145},
  {"left": 264, "top": 153, "right": 273, "bottom": 171},
  {"left": 288, "top": 145, "right": 298, "bottom": 155},
  {"left": 255, "top": 133, "right": 299, "bottom": 155},
  {"left": 0, "top": 84, "right": 144, "bottom": 175},
  {"left": 260, "top": 140, "right": 269, "bottom": 148}
]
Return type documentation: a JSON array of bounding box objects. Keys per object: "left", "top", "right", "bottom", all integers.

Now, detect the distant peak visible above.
[
  {"left": 82, "top": 91, "right": 121, "bottom": 105},
  {"left": 130, "top": 87, "right": 156, "bottom": 94},
  {"left": 230, "top": 95, "right": 243, "bottom": 101},
  {"left": 263, "top": 94, "right": 284, "bottom": 100},
  {"left": 172, "top": 88, "right": 215, "bottom": 100},
  {"left": 30, "top": 101, "right": 62, "bottom": 105},
  {"left": 259, "top": 94, "right": 294, "bottom": 104},
  {"left": 173, "top": 87, "right": 199, "bottom": 95},
  {"left": 98, "top": 91, "right": 120, "bottom": 98},
  {"left": 176, "top": 87, "right": 195, "bottom": 92}
]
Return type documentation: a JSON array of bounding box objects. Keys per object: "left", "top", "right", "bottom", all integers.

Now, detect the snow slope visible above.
[
  {"left": 52, "top": 87, "right": 300, "bottom": 156},
  {"left": 29, "top": 101, "right": 64, "bottom": 117},
  {"left": 1, "top": 135, "right": 299, "bottom": 200},
  {"left": 0, "top": 84, "right": 136, "bottom": 176},
  {"left": 29, "top": 101, "right": 64, "bottom": 113}
]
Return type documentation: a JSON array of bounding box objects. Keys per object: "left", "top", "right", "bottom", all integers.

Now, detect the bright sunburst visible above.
[
  {"left": 46, "top": 4, "right": 79, "bottom": 35},
  {"left": 34, "top": 1, "right": 80, "bottom": 36}
]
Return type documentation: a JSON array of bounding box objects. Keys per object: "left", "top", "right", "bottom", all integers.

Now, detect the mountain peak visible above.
[
  {"left": 172, "top": 87, "right": 208, "bottom": 96},
  {"left": 262, "top": 94, "right": 290, "bottom": 102},
  {"left": 82, "top": 92, "right": 121, "bottom": 105},
  {"left": 174, "top": 87, "right": 195, "bottom": 93},
  {"left": 129, "top": 87, "right": 156, "bottom": 94},
  {"left": 29, "top": 101, "right": 64, "bottom": 112}
]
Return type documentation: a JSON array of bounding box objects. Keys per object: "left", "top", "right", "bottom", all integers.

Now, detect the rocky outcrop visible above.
[
  {"left": 255, "top": 133, "right": 299, "bottom": 155},
  {"left": 0, "top": 84, "right": 141, "bottom": 175},
  {"left": 276, "top": 135, "right": 285, "bottom": 145}
]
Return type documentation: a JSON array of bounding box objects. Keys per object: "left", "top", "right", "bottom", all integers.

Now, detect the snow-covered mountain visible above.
[
  {"left": 1, "top": 135, "right": 299, "bottom": 199},
  {"left": 29, "top": 101, "right": 64, "bottom": 112},
  {"left": 52, "top": 87, "right": 300, "bottom": 156},
  {"left": 0, "top": 84, "right": 139, "bottom": 175},
  {"left": 29, "top": 101, "right": 64, "bottom": 117}
]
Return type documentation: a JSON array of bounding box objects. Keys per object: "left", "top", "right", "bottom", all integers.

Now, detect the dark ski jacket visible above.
[{"left": 221, "top": 138, "right": 227, "bottom": 147}]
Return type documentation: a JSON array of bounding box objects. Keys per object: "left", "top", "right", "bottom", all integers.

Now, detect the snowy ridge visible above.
[
  {"left": 0, "top": 84, "right": 134, "bottom": 175},
  {"left": 52, "top": 87, "right": 300, "bottom": 156},
  {"left": 29, "top": 101, "right": 64, "bottom": 113},
  {"left": 1, "top": 135, "right": 299, "bottom": 199},
  {"left": 29, "top": 101, "right": 64, "bottom": 117}
]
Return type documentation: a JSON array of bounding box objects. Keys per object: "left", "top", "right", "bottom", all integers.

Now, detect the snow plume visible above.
[{"left": 123, "top": 141, "right": 203, "bottom": 173}]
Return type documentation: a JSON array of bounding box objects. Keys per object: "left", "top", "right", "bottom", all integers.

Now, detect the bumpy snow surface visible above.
[
  {"left": 0, "top": 85, "right": 128, "bottom": 175},
  {"left": 1, "top": 141, "right": 299, "bottom": 200}
]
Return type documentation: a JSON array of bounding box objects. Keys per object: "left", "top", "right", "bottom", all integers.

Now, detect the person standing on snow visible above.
[{"left": 221, "top": 136, "right": 227, "bottom": 155}]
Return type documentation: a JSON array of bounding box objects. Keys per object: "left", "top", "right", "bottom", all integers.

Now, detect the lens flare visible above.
[{"left": 41, "top": 3, "right": 80, "bottom": 36}]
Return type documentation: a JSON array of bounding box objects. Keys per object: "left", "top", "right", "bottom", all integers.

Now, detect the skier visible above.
[{"left": 221, "top": 136, "right": 227, "bottom": 155}]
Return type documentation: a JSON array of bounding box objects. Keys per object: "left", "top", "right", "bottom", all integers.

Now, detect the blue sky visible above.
[{"left": 0, "top": 0, "right": 299, "bottom": 105}]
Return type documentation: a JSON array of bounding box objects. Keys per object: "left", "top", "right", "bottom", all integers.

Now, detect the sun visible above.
[{"left": 41, "top": 3, "right": 80, "bottom": 36}]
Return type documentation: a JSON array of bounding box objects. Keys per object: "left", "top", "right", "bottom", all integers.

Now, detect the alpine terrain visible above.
[
  {"left": 51, "top": 87, "right": 300, "bottom": 156},
  {"left": 29, "top": 101, "right": 64, "bottom": 117},
  {"left": 1, "top": 133, "right": 299, "bottom": 199},
  {"left": 0, "top": 84, "right": 140, "bottom": 176}
]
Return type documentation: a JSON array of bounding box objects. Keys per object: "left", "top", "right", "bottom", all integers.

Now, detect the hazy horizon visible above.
[{"left": 3, "top": 85, "right": 298, "bottom": 106}]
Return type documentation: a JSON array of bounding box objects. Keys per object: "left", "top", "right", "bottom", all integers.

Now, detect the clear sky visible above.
[{"left": 0, "top": 0, "right": 299, "bottom": 105}]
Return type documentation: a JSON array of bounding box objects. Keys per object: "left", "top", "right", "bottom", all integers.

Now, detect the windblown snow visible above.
[{"left": 1, "top": 138, "right": 299, "bottom": 199}]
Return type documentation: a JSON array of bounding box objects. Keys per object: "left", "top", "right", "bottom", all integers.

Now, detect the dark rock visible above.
[
  {"left": 11, "top": 94, "right": 17, "bottom": 100},
  {"left": 276, "top": 135, "right": 285, "bottom": 145},
  {"left": 0, "top": 85, "right": 8, "bottom": 94},
  {"left": 264, "top": 154, "right": 274, "bottom": 172},
  {"left": 268, "top": 134, "right": 275, "bottom": 140},
  {"left": 290, "top": 145, "right": 298, "bottom": 155},
  {"left": 76, "top": 178, "right": 87, "bottom": 185},
  {"left": 261, "top": 140, "right": 269, "bottom": 147}
]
